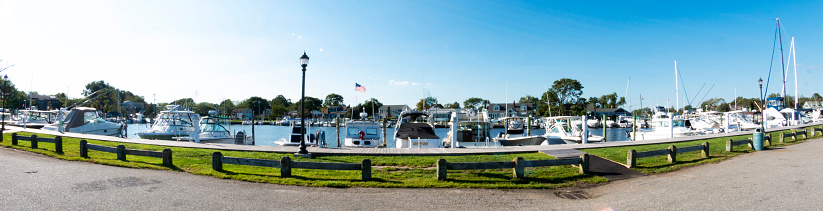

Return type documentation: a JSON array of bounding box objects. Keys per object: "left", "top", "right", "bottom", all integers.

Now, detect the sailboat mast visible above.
[
  {"left": 674, "top": 61, "right": 679, "bottom": 113},
  {"left": 777, "top": 18, "right": 787, "bottom": 105},
  {"left": 792, "top": 37, "right": 798, "bottom": 110}
]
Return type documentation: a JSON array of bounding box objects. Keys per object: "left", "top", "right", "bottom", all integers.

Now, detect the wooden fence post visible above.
[
  {"left": 765, "top": 134, "right": 771, "bottom": 146},
  {"left": 211, "top": 152, "right": 223, "bottom": 171},
  {"left": 30, "top": 135, "right": 37, "bottom": 149},
  {"left": 747, "top": 138, "right": 753, "bottom": 149},
  {"left": 792, "top": 131, "right": 797, "bottom": 141},
  {"left": 54, "top": 136, "right": 63, "bottom": 154},
  {"left": 280, "top": 157, "right": 291, "bottom": 177},
  {"left": 162, "top": 149, "right": 173, "bottom": 167},
  {"left": 361, "top": 159, "right": 371, "bottom": 180},
  {"left": 627, "top": 149, "right": 636, "bottom": 168},
  {"left": 726, "top": 139, "right": 732, "bottom": 152},
  {"left": 780, "top": 133, "right": 785, "bottom": 143},
  {"left": 513, "top": 157, "right": 524, "bottom": 179},
  {"left": 579, "top": 154, "right": 590, "bottom": 174},
  {"left": 667, "top": 145, "right": 676, "bottom": 163},
  {"left": 436, "top": 159, "right": 447, "bottom": 180},
  {"left": 11, "top": 133, "right": 17, "bottom": 145},
  {"left": 116, "top": 145, "right": 126, "bottom": 161},
  {"left": 701, "top": 142, "right": 709, "bottom": 158},
  {"left": 79, "top": 140, "right": 88, "bottom": 157}
]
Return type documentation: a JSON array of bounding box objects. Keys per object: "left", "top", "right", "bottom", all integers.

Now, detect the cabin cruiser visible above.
[
  {"left": 495, "top": 117, "right": 546, "bottom": 146},
  {"left": 629, "top": 111, "right": 702, "bottom": 141},
  {"left": 616, "top": 115, "right": 634, "bottom": 128},
  {"left": 343, "top": 112, "right": 382, "bottom": 147},
  {"left": 10, "top": 109, "right": 59, "bottom": 129},
  {"left": 542, "top": 116, "right": 604, "bottom": 144},
  {"left": 175, "top": 112, "right": 251, "bottom": 144},
  {"left": 137, "top": 105, "right": 200, "bottom": 140},
  {"left": 42, "top": 107, "right": 123, "bottom": 136},
  {"left": 441, "top": 109, "right": 500, "bottom": 148},
  {"left": 395, "top": 110, "right": 441, "bottom": 148}
]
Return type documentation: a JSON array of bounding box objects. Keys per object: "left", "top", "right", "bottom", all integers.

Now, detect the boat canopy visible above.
[
  {"left": 395, "top": 123, "right": 439, "bottom": 139},
  {"left": 64, "top": 107, "right": 102, "bottom": 131}
]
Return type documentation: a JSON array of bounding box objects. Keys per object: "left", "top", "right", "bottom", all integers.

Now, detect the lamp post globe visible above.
[{"left": 298, "top": 52, "right": 310, "bottom": 155}]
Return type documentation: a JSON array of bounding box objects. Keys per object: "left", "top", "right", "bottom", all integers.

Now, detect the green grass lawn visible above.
[
  {"left": 0, "top": 131, "right": 606, "bottom": 189},
  {"left": 580, "top": 126, "right": 822, "bottom": 174}
]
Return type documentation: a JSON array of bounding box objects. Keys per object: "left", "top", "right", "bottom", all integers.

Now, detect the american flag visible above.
[{"left": 355, "top": 83, "right": 366, "bottom": 93}]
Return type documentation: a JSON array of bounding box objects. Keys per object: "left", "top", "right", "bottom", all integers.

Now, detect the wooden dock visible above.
[{"left": 5, "top": 122, "right": 821, "bottom": 156}]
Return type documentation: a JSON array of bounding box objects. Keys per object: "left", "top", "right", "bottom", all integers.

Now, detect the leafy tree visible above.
[
  {"left": 699, "top": 98, "right": 726, "bottom": 111},
  {"left": 415, "top": 97, "right": 440, "bottom": 111},
  {"left": 171, "top": 98, "right": 195, "bottom": 109},
  {"left": 549, "top": 78, "right": 584, "bottom": 115},
  {"left": 812, "top": 93, "right": 822, "bottom": 101},
  {"left": 537, "top": 90, "right": 559, "bottom": 117},
  {"left": 323, "top": 93, "right": 344, "bottom": 107},
  {"left": 194, "top": 102, "right": 216, "bottom": 116},
  {"left": 271, "top": 95, "right": 291, "bottom": 108},
  {"left": 290, "top": 96, "right": 322, "bottom": 118},
  {"left": 444, "top": 102, "right": 460, "bottom": 109},
  {"left": 239, "top": 96, "right": 271, "bottom": 116},
  {"left": 463, "top": 97, "right": 489, "bottom": 109},
  {"left": 362, "top": 98, "right": 383, "bottom": 119},
  {"left": 518, "top": 95, "right": 538, "bottom": 106},
  {"left": 218, "top": 99, "right": 235, "bottom": 117}
]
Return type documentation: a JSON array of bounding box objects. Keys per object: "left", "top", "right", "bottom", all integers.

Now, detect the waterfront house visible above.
[
  {"left": 121, "top": 101, "right": 145, "bottom": 114},
  {"left": 377, "top": 105, "right": 410, "bottom": 119},
  {"left": 587, "top": 107, "right": 632, "bottom": 118},
  {"left": 235, "top": 108, "right": 253, "bottom": 120},
  {"left": 487, "top": 103, "right": 535, "bottom": 119},
  {"left": 803, "top": 101, "right": 822, "bottom": 110},
  {"left": 30, "top": 94, "right": 60, "bottom": 110},
  {"left": 323, "top": 105, "right": 349, "bottom": 119}
]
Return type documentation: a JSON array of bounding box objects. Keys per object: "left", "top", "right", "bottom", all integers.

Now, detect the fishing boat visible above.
[
  {"left": 542, "top": 116, "right": 604, "bottom": 145},
  {"left": 9, "top": 109, "right": 58, "bottom": 129},
  {"left": 175, "top": 112, "right": 251, "bottom": 144},
  {"left": 137, "top": 105, "right": 200, "bottom": 140},
  {"left": 274, "top": 120, "right": 317, "bottom": 147},
  {"left": 394, "top": 110, "right": 441, "bottom": 148},
  {"left": 343, "top": 112, "right": 382, "bottom": 147},
  {"left": 42, "top": 107, "right": 123, "bottom": 136},
  {"left": 495, "top": 117, "right": 546, "bottom": 146},
  {"left": 441, "top": 109, "right": 500, "bottom": 148}
]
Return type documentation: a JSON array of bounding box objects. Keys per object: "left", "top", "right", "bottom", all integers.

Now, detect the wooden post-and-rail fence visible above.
[
  {"left": 436, "top": 154, "right": 590, "bottom": 180},
  {"left": 211, "top": 152, "right": 372, "bottom": 180},
  {"left": 11, "top": 133, "right": 63, "bottom": 154},
  {"left": 79, "top": 140, "right": 173, "bottom": 167},
  {"left": 627, "top": 142, "right": 709, "bottom": 168}
]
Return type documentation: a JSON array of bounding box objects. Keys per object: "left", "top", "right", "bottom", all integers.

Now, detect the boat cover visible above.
[
  {"left": 64, "top": 107, "right": 96, "bottom": 132},
  {"left": 395, "top": 123, "right": 440, "bottom": 139}
]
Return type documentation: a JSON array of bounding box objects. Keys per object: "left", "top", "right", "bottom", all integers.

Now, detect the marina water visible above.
[{"left": 124, "top": 124, "right": 634, "bottom": 147}]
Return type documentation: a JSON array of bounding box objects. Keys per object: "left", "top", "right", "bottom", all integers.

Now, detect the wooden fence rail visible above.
[
  {"left": 726, "top": 138, "right": 752, "bottom": 152},
  {"left": 794, "top": 130, "right": 807, "bottom": 140},
  {"left": 780, "top": 132, "right": 796, "bottom": 142},
  {"left": 627, "top": 142, "right": 709, "bottom": 168},
  {"left": 79, "top": 140, "right": 173, "bottom": 167},
  {"left": 11, "top": 133, "right": 63, "bottom": 154},
  {"left": 814, "top": 128, "right": 823, "bottom": 136},
  {"left": 211, "top": 152, "right": 371, "bottom": 180},
  {"left": 436, "top": 154, "right": 589, "bottom": 180}
]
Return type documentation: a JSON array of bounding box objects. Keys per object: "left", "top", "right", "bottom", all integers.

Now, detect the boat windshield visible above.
[
  {"left": 84, "top": 111, "right": 107, "bottom": 124},
  {"left": 200, "top": 123, "right": 228, "bottom": 132}
]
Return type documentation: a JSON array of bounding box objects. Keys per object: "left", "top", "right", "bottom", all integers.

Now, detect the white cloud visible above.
[
  {"left": 411, "top": 82, "right": 420, "bottom": 86},
  {"left": 388, "top": 80, "right": 410, "bottom": 86},
  {"left": 319, "top": 48, "right": 323, "bottom": 52}
]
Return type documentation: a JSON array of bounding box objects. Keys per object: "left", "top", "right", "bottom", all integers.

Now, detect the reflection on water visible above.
[{"left": 124, "top": 124, "right": 634, "bottom": 147}]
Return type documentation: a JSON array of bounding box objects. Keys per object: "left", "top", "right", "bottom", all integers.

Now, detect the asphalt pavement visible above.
[{"left": 2, "top": 138, "right": 823, "bottom": 210}]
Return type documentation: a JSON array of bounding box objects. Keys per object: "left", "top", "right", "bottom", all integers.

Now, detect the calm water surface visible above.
[{"left": 124, "top": 123, "right": 633, "bottom": 147}]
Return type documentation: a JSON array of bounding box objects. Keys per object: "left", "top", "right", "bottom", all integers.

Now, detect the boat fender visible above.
[{"left": 358, "top": 131, "right": 365, "bottom": 140}]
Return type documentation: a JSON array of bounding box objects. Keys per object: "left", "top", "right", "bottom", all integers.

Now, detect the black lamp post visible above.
[
  {"left": 1, "top": 75, "right": 7, "bottom": 133},
  {"left": 759, "top": 78, "right": 764, "bottom": 130},
  {"left": 297, "top": 52, "right": 310, "bottom": 155}
]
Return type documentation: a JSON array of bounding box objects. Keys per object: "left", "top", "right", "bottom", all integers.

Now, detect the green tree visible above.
[
  {"left": 444, "top": 102, "right": 460, "bottom": 109},
  {"left": 537, "top": 90, "right": 559, "bottom": 117},
  {"left": 463, "top": 97, "right": 489, "bottom": 109},
  {"left": 323, "top": 93, "right": 344, "bottom": 107},
  {"left": 218, "top": 99, "right": 235, "bottom": 117},
  {"left": 362, "top": 98, "right": 383, "bottom": 119},
  {"left": 271, "top": 95, "right": 291, "bottom": 108},
  {"left": 699, "top": 98, "right": 726, "bottom": 111},
  {"left": 518, "top": 95, "right": 538, "bottom": 106},
  {"left": 416, "top": 97, "right": 440, "bottom": 111},
  {"left": 194, "top": 102, "right": 216, "bottom": 116},
  {"left": 291, "top": 96, "right": 322, "bottom": 118},
  {"left": 549, "top": 78, "right": 584, "bottom": 115},
  {"left": 239, "top": 96, "right": 271, "bottom": 117}
]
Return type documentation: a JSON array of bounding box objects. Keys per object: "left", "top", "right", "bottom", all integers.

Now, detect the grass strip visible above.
[
  {"left": 0, "top": 131, "right": 606, "bottom": 188},
  {"left": 580, "top": 126, "right": 822, "bottom": 174}
]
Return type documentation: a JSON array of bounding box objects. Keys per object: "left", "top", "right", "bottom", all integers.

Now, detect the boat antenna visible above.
[{"left": 695, "top": 82, "right": 716, "bottom": 108}]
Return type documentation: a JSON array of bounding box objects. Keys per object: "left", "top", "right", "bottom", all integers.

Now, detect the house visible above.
[
  {"left": 587, "top": 107, "right": 632, "bottom": 118},
  {"left": 235, "top": 108, "right": 253, "bottom": 120},
  {"left": 377, "top": 105, "right": 410, "bottom": 119},
  {"left": 427, "top": 108, "right": 453, "bottom": 122},
  {"left": 30, "top": 94, "right": 60, "bottom": 110},
  {"left": 323, "top": 105, "right": 349, "bottom": 119},
  {"left": 803, "top": 101, "right": 822, "bottom": 110},
  {"left": 486, "top": 103, "right": 535, "bottom": 119}
]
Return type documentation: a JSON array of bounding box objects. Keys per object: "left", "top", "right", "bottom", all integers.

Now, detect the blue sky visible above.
[{"left": 0, "top": 0, "right": 821, "bottom": 110}]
